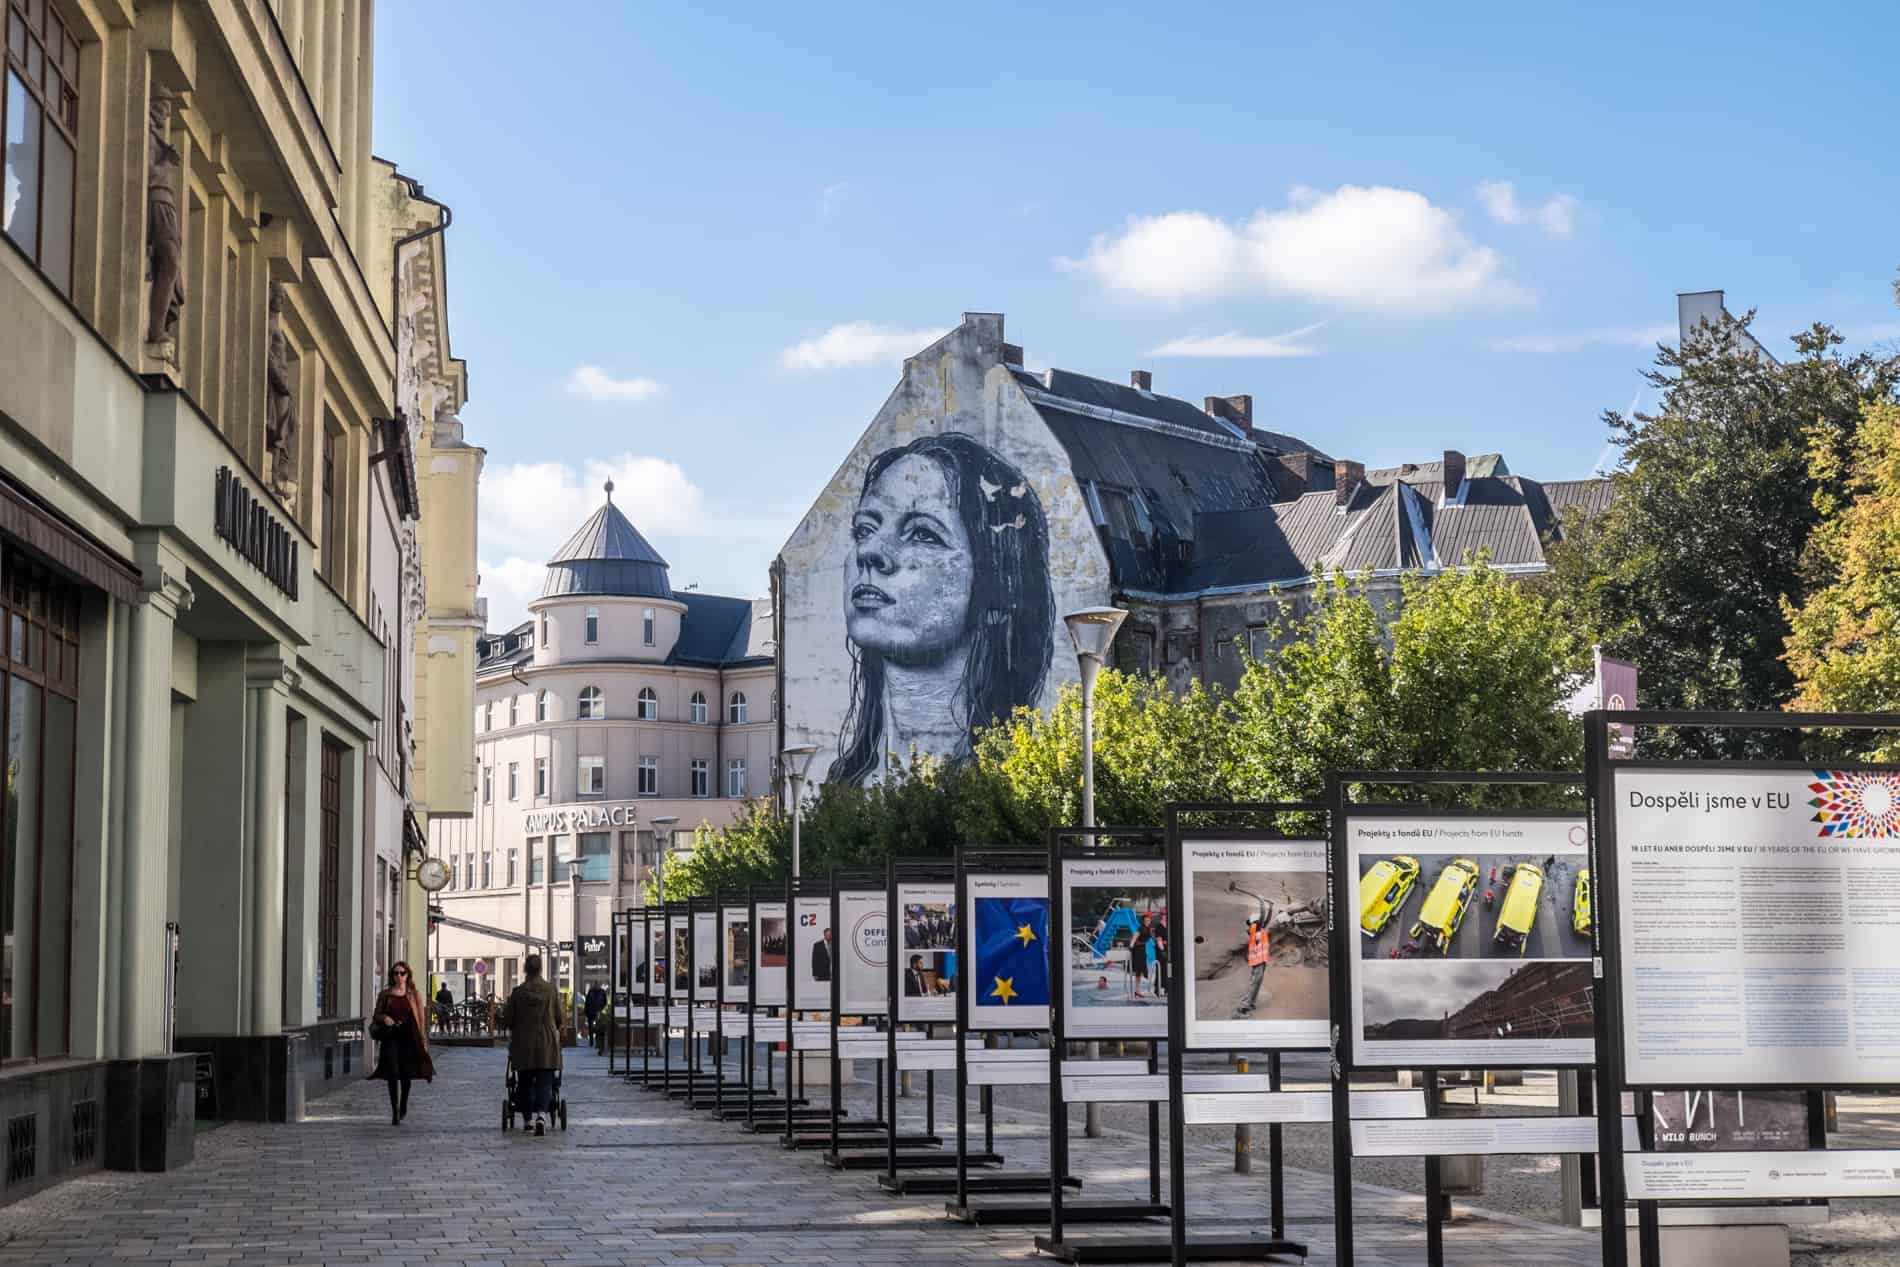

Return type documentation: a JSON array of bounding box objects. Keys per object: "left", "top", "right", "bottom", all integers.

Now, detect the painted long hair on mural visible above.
[{"left": 829, "top": 432, "right": 1054, "bottom": 784}]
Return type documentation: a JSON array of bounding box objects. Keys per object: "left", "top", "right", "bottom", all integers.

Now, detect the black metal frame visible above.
[
  {"left": 781, "top": 871, "right": 832, "bottom": 1145},
  {"left": 828, "top": 867, "right": 891, "bottom": 1166},
  {"left": 872, "top": 857, "right": 965, "bottom": 1179},
  {"left": 1587, "top": 709, "right": 1900, "bottom": 1267},
  {"left": 1161, "top": 801, "right": 1329, "bottom": 1265},
  {"left": 1035, "top": 824, "right": 1173, "bottom": 1263},
  {"left": 1326, "top": 770, "right": 1587, "bottom": 1267}
]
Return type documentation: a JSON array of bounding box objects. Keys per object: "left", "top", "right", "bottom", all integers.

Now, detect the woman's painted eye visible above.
[
  {"left": 851, "top": 520, "right": 875, "bottom": 542},
  {"left": 906, "top": 524, "right": 946, "bottom": 546}
]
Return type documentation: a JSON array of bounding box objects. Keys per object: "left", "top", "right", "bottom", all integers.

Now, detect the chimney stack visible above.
[
  {"left": 1442, "top": 449, "right": 1466, "bottom": 501},
  {"left": 1203, "top": 394, "right": 1254, "bottom": 435},
  {"left": 1334, "top": 460, "right": 1365, "bottom": 507},
  {"left": 1270, "top": 452, "right": 1314, "bottom": 501},
  {"left": 1001, "top": 342, "right": 1025, "bottom": 366},
  {"left": 1130, "top": 369, "right": 1152, "bottom": 392}
]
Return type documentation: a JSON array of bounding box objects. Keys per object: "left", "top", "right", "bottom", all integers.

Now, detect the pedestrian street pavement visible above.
[{"left": 0, "top": 1043, "right": 1607, "bottom": 1266}]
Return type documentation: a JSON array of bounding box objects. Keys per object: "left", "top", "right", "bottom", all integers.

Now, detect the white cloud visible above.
[
  {"left": 821, "top": 181, "right": 849, "bottom": 218},
  {"left": 1058, "top": 185, "right": 1524, "bottom": 313},
  {"left": 562, "top": 365, "right": 668, "bottom": 403},
  {"left": 1486, "top": 324, "right": 1674, "bottom": 354},
  {"left": 1151, "top": 321, "right": 1328, "bottom": 359},
  {"left": 778, "top": 321, "right": 950, "bottom": 372},
  {"left": 1474, "top": 180, "right": 1580, "bottom": 239}
]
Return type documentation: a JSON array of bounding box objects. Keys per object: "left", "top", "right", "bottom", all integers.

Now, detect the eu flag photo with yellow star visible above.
[{"left": 974, "top": 896, "right": 1050, "bottom": 1008}]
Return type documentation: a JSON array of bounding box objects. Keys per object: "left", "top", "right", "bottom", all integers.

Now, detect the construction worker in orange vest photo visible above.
[{"left": 1232, "top": 893, "right": 1275, "bottom": 1017}]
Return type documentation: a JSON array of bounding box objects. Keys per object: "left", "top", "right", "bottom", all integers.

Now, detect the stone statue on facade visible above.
[
  {"left": 266, "top": 283, "right": 300, "bottom": 510},
  {"left": 144, "top": 92, "right": 186, "bottom": 351}
]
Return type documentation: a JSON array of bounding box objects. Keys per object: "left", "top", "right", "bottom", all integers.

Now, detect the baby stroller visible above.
[{"left": 502, "top": 1058, "right": 568, "bottom": 1134}]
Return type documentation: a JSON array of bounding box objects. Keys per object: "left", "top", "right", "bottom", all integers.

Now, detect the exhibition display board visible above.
[
  {"left": 1037, "top": 825, "right": 1172, "bottom": 1262},
  {"left": 781, "top": 873, "right": 832, "bottom": 1146},
  {"left": 964, "top": 869, "right": 1052, "bottom": 1032},
  {"left": 896, "top": 877, "right": 958, "bottom": 1023},
  {"left": 1327, "top": 770, "right": 1589, "bottom": 1267},
  {"left": 1586, "top": 708, "right": 1900, "bottom": 1267},
  {"left": 752, "top": 895, "right": 789, "bottom": 1008},
  {"left": 1161, "top": 801, "right": 1329, "bottom": 1266}
]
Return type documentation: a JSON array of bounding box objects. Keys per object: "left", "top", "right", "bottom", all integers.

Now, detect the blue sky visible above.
[{"left": 372, "top": 1, "right": 1900, "bottom": 631}]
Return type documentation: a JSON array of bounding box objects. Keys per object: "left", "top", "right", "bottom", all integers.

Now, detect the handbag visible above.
[{"left": 369, "top": 1018, "right": 393, "bottom": 1042}]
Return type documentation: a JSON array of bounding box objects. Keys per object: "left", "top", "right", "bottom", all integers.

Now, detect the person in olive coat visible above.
[{"left": 502, "top": 954, "right": 565, "bottom": 1135}]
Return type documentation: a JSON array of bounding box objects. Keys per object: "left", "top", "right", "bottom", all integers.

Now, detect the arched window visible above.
[
  {"left": 579, "top": 686, "right": 604, "bottom": 720},
  {"left": 690, "top": 691, "right": 707, "bottom": 724},
  {"left": 536, "top": 689, "right": 549, "bottom": 722},
  {"left": 728, "top": 691, "right": 748, "bottom": 725},
  {"left": 637, "top": 686, "right": 658, "bottom": 721}
]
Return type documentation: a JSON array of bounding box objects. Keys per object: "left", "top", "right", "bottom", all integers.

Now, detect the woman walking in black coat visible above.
[{"left": 369, "top": 961, "right": 435, "bottom": 1126}]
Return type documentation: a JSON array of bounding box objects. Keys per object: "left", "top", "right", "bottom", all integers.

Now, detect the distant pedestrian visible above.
[
  {"left": 370, "top": 961, "right": 434, "bottom": 1127},
  {"left": 584, "top": 982, "right": 608, "bottom": 1038},
  {"left": 502, "top": 954, "right": 565, "bottom": 1136}
]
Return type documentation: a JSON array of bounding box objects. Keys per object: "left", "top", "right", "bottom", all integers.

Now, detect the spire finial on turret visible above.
[{"left": 604, "top": 478, "right": 615, "bottom": 502}]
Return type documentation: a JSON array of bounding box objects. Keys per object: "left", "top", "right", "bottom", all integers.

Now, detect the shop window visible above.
[
  {"left": 317, "top": 736, "right": 345, "bottom": 1019},
  {"left": 1, "top": 0, "right": 80, "bottom": 295},
  {"left": 0, "top": 546, "right": 80, "bottom": 1060},
  {"left": 577, "top": 832, "right": 611, "bottom": 883}
]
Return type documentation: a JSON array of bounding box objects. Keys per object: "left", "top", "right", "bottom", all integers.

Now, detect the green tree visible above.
[
  {"left": 643, "top": 800, "right": 787, "bottom": 903},
  {"left": 1783, "top": 399, "right": 1900, "bottom": 758},
  {"left": 1542, "top": 313, "right": 1900, "bottom": 758}
]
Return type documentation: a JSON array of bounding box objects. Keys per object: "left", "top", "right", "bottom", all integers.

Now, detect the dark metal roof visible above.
[
  {"left": 1542, "top": 478, "right": 1616, "bottom": 526},
  {"left": 541, "top": 486, "right": 672, "bottom": 599},
  {"left": 667, "top": 592, "right": 771, "bottom": 668}
]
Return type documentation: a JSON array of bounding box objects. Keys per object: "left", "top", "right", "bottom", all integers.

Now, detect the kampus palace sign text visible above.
[{"left": 523, "top": 803, "right": 642, "bottom": 833}]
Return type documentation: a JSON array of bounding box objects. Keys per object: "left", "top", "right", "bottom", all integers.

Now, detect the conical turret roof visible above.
[{"left": 541, "top": 480, "right": 673, "bottom": 598}]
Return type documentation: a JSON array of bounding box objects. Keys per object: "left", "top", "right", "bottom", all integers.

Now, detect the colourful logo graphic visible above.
[{"left": 1809, "top": 770, "right": 1900, "bottom": 838}]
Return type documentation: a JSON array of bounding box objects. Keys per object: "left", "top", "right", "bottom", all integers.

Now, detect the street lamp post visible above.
[
  {"left": 1064, "top": 606, "right": 1127, "bottom": 1141},
  {"left": 567, "top": 858, "right": 584, "bottom": 996},
  {"left": 781, "top": 745, "right": 817, "bottom": 880}
]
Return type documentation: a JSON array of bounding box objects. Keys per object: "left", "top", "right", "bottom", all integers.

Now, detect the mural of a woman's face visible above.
[{"left": 846, "top": 453, "right": 973, "bottom": 664}]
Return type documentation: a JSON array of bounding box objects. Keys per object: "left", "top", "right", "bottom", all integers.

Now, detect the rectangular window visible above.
[
  {"left": 508, "top": 697, "right": 518, "bottom": 727},
  {"left": 578, "top": 832, "right": 611, "bottom": 883},
  {"left": 620, "top": 831, "right": 646, "bottom": 883},
  {"left": 538, "top": 612, "right": 548, "bottom": 646},
  {"left": 585, "top": 606, "right": 599, "bottom": 644},
  {"left": 481, "top": 851, "right": 492, "bottom": 888},
  {"left": 320, "top": 425, "right": 339, "bottom": 584},
  {"left": 481, "top": 765, "right": 492, "bottom": 804},
  {"left": 507, "top": 762, "right": 519, "bottom": 801},
  {"left": 642, "top": 608, "right": 655, "bottom": 646},
  {"left": 317, "top": 737, "right": 345, "bottom": 1019},
  {"left": 579, "top": 755, "right": 604, "bottom": 795},
  {"left": 528, "top": 838, "right": 544, "bottom": 885},
  {"left": 0, "top": 546, "right": 80, "bottom": 1060},
  {"left": 551, "top": 836, "right": 572, "bottom": 883},
  {"left": 727, "top": 757, "right": 747, "bottom": 798},
  {"left": 691, "top": 758, "right": 709, "bottom": 798},
  {"left": 1, "top": 2, "right": 80, "bottom": 295},
  {"left": 534, "top": 756, "right": 548, "bottom": 797},
  {"left": 638, "top": 755, "right": 657, "bottom": 796},
  {"left": 463, "top": 855, "right": 474, "bottom": 890},
  {"left": 506, "top": 847, "right": 518, "bottom": 886}
]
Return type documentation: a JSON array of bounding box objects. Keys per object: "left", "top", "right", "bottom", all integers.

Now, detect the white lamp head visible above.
[
  {"left": 781, "top": 743, "right": 818, "bottom": 783},
  {"left": 1063, "top": 606, "right": 1128, "bottom": 663}
]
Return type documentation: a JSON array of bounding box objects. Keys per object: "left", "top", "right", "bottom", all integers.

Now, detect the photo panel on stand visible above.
[
  {"left": 897, "top": 883, "right": 957, "bottom": 1022},
  {"left": 693, "top": 910, "right": 719, "bottom": 1000},
  {"left": 1181, "top": 838, "right": 1330, "bottom": 1049},
  {"left": 1061, "top": 857, "right": 1169, "bottom": 1038},
  {"left": 723, "top": 905, "right": 751, "bottom": 994},
  {"left": 1347, "top": 815, "right": 1593, "bottom": 1067},
  {"left": 668, "top": 916, "right": 691, "bottom": 998},
  {"left": 753, "top": 900, "right": 788, "bottom": 1006},
  {"left": 840, "top": 889, "right": 889, "bottom": 1015},
  {"left": 793, "top": 895, "right": 832, "bottom": 1009},
  {"left": 646, "top": 919, "right": 667, "bottom": 996},
  {"left": 966, "top": 872, "right": 1051, "bottom": 1030}
]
